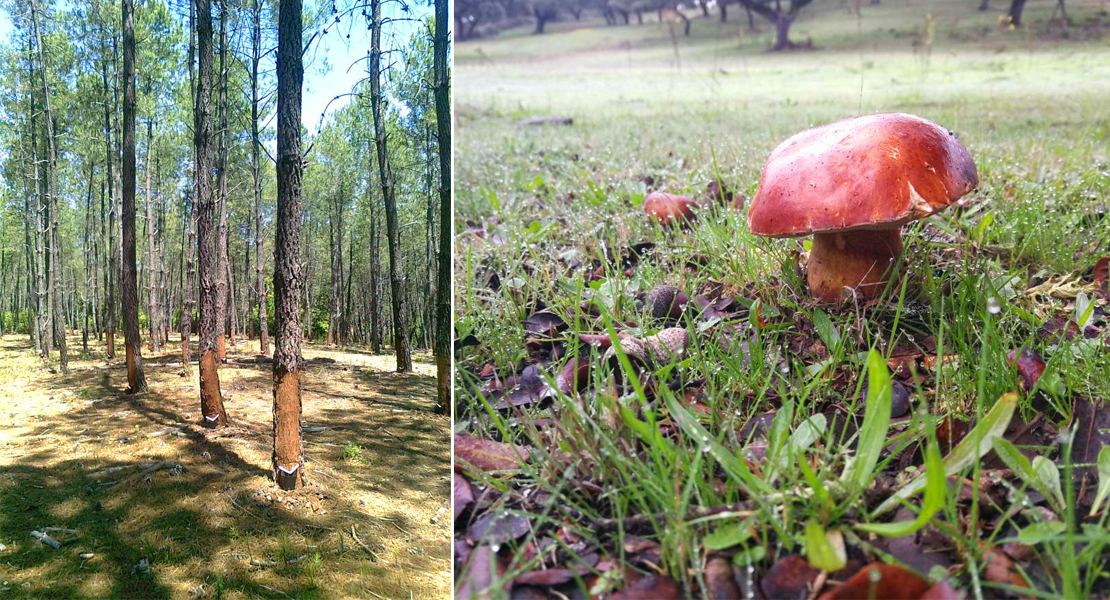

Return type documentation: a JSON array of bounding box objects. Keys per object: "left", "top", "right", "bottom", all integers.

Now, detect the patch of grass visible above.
[
  {"left": 342, "top": 442, "right": 366, "bottom": 464},
  {"left": 454, "top": 0, "right": 1110, "bottom": 597}
]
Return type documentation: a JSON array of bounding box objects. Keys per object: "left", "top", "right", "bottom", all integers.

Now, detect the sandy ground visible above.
[{"left": 0, "top": 333, "right": 450, "bottom": 599}]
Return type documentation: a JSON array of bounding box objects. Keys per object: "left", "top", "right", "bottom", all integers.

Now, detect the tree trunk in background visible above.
[
  {"left": 252, "top": 0, "right": 269, "bottom": 356},
  {"left": 83, "top": 166, "right": 93, "bottom": 353},
  {"left": 215, "top": 3, "right": 230, "bottom": 362},
  {"left": 433, "top": 0, "right": 451, "bottom": 414},
  {"left": 182, "top": 193, "right": 195, "bottom": 375},
  {"left": 370, "top": 0, "right": 412, "bottom": 373},
  {"left": 979, "top": 0, "right": 990, "bottom": 11},
  {"left": 103, "top": 64, "right": 117, "bottom": 360},
  {"left": 30, "top": 0, "right": 67, "bottom": 373},
  {"left": 773, "top": 15, "right": 794, "bottom": 50},
  {"left": 196, "top": 0, "right": 228, "bottom": 427},
  {"left": 121, "top": 0, "right": 147, "bottom": 393},
  {"left": 146, "top": 119, "right": 161, "bottom": 353},
  {"left": 274, "top": 0, "right": 305, "bottom": 491},
  {"left": 369, "top": 199, "right": 380, "bottom": 354},
  {"left": 1008, "top": 0, "right": 1027, "bottom": 26}
]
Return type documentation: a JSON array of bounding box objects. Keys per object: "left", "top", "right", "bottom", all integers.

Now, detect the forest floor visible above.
[
  {"left": 0, "top": 333, "right": 450, "bottom": 599},
  {"left": 454, "top": 0, "right": 1110, "bottom": 598}
]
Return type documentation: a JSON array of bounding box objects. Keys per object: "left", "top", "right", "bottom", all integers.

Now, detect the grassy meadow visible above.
[{"left": 453, "top": 0, "right": 1110, "bottom": 598}]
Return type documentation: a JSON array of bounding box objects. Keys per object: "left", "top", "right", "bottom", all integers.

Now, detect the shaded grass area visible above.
[
  {"left": 0, "top": 334, "right": 450, "bottom": 599},
  {"left": 454, "top": 0, "right": 1110, "bottom": 597}
]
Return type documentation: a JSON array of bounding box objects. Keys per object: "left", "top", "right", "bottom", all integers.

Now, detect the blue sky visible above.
[{"left": 0, "top": 1, "right": 432, "bottom": 132}]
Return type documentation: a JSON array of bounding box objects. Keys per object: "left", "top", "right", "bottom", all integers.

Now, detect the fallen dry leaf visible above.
[
  {"left": 817, "top": 563, "right": 931, "bottom": 600},
  {"left": 454, "top": 473, "right": 474, "bottom": 521},
  {"left": 454, "top": 434, "right": 528, "bottom": 474},
  {"left": 704, "top": 557, "right": 741, "bottom": 599},
  {"left": 611, "top": 573, "right": 682, "bottom": 599},
  {"left": 1007, "top": 348, "right": 1046, "bottom": 392},
  {"left": 982, "top": 547, "right": 1029, "bottom": 590},
  {"left": 762, "top": 555, "right": 820, "bottom": 600}
]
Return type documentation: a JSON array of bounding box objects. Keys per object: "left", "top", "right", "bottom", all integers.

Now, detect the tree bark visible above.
[
  {"left": 121, "top": 0, "right": 147, "bottom": 393},
  {"left": 252, "top": 0, "right": 269, "bottom": 356},
  {"left": 103, "top": 63, "right": 117, "bottom": 360},
  {"left": 146, "top": 119, "right": 160, "bottom": 353},
  {"left": 370, "top": 0, "right": 412, "bottom": 373},
  {"left": 215, "top": 2, "right": 230, "bottom": 362},
  {"left": 369, "top": 198, "right": 381, "bottom": 354},
  {"left": 434, "top": 0, "right": 451, "bottom": 414},
  {"left": 274, "top": 0, "right": 305, "bottom": 491},
  {"left": 29, "top": 0, "right": 67, "bottom": 373},
  {"left": 196, "top": 0, "right": 229, "bottom": 427}
]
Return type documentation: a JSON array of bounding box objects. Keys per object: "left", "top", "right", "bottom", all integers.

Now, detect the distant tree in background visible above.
[{"left": 738, "top": 0, "right": 815, "bottom": 50}]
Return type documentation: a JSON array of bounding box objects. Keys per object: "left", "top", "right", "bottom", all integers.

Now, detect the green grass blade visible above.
[
  {"left": 857, "top": 436, "right": 945, "bottom": 537},
  {"left": 875, "top": 392, "right": 1019, "bottom": 516},
  {"left": 1090, "top": 446, "right": 1110, "bottom": 517},
  {"left": 991, "top": 436, "right": 1064, "bottom": 514},
  {"left": 843, "top": 350, "right": 892, "bottom": 491},
  {"left": 805, "top": 521, "right": 846, "bottom": 572},
  {"left": 664, "top": 395, "right": 774, "bottom": 495}
]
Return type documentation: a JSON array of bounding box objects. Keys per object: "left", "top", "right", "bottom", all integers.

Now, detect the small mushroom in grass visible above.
[
  {"left": 602, "top": 329, "right": 690, "bottom": 385},
  {"left": 646, "top": 328, "right": 690, "bottom": 363},
  {"left": 644, "top": 191, "right": 697, "bottom": 226},
  {"left": 602, "top": 335, "right": 651, "bottom": 384},
  {"left": 748, "top": 113, "right": 978, "bottom": 302},
  {"left": 645, "top": 285, "right": 688, "bottom": 322}
]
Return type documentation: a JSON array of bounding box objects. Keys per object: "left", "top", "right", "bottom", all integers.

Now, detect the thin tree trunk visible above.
[
  {"left": 121, "top": 0, "right": 147, "bottom": 393},
  {"left": 215, "top": 2, "right": 230, "bottom": 361},
  {"left": 30, "top": 0, "right": 67, "bottom": 371},
  {"left": 434, "top": 0, "right": 451, "bottom": 414},
  {"left": 252, "top": 0, "right": 269, "bottom": 356},
  {"left": 369, "top": 199, "right": 380, "bottom": 354},
  {"left": 83, "top": 164, "right": 94, "bottom": 353},
  {"left": 369, "top": 0, "right": 412, "bottom": 373},
  {"left": 182, "top": 192, "right": 195, "bottom": 375},
  {"left": 196, "top": 0, "right": 229, "bottom": 427},
  {"left": 274, "top": 0, "right": 305, "bottom": 491},
  {"left": 146, "top": 119, "right": 160, "bottom": 353},
  {"left": 103, "top": 63, "right": 118, "bottom": 360}
]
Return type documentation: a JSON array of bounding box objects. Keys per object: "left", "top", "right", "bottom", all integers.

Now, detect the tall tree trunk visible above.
[
  {"left": 369, "top": 200, "right": 380, "bottom": 354},
  {"left": 103, "top": 64, "right": 118, "bottom": 359},
  {"left": 274, "top": 0, "right": 305, "bottom": 491},
  {"left": 182, "top": 193, "right": 196, "bottom": 375},
  {"left": 30, "top": 0, "right": 67, "bottom": 372},
  {"left": 252, "top": 0, "right": 269, "bottom": 356},
  {"left": 121, "top": 0, "right": 147, "bottom": 393},
  {"left": 369, "top": 0, "right": 412, "bottom": 373},
  {"left": 434, "top": 0, "right": 451, "bottom": 414},
  {"left": 146, "top": 119, "right": 161, "bottom": 353},
  {"left": 83, "top": 165, "right": 94, "bottom": 353},
  {"left": 196, "top": 0, "right": 229, "bottom": 427},
  {"left": 216, "top": 2, "right": 230, "bottom": 362}
]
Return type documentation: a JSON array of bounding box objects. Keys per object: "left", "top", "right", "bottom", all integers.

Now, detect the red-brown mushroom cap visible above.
[{"left": 747, "top": 113, "right": 978, "bottom": 238}]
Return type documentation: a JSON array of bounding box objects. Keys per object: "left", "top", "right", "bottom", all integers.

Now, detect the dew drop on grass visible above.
[
  {"left": 702, "top": 446, "right": 710, "bottom": 454},
  {"left": 987, "top": 297, "right": 1001, "bottom": 314}
]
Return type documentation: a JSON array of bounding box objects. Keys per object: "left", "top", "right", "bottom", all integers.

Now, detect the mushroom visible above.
[
  {"left": 747, "top": 113, "right": 978, "bottom": 302},
  {"left": 644, "top": 191, "right": 697, "bottom": 226}
]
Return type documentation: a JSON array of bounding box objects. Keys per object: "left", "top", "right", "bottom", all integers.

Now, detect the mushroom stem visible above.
[{"left": 807, "top": 229, "right": 903, "bottom": 302}]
